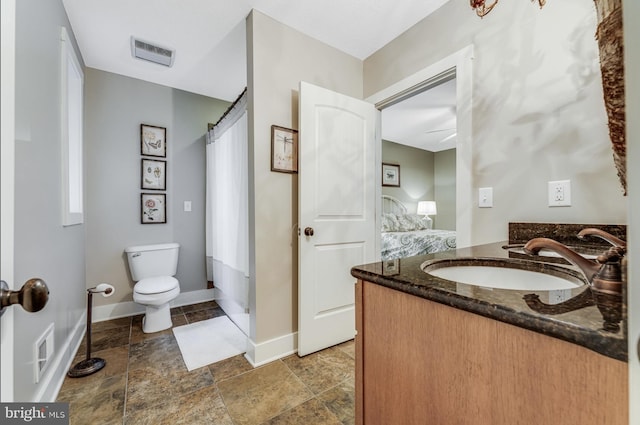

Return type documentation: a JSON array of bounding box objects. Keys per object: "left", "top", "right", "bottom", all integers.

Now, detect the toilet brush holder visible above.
[{"left": 68, "top": 283, "right": 114, "bottom": 378}]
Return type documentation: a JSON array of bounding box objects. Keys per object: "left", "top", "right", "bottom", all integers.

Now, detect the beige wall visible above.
[
  {"left": 381, "top": 141, "right": 456, "bottom": 231},
  {"left": 365, "top": 0, "right": 627, "bottom": 244},
  {"left": 245, "top": 0, "right": 629, "bottom": 362},
  {"left": 247, "top": 10, "right": 363, "bottom": 348},
  {"left": 434, "top": 148, "right": 456, "bottom": 231},
  {"left": 381, "top": 140, "right": 435, "bottom": 215}
]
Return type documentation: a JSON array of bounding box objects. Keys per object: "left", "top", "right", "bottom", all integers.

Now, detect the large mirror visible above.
[{"left": 470, "top": 0, "right": 626, "bottom": 195}]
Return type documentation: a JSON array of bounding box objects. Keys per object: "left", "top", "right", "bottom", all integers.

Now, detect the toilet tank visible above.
[{"left": 125, "top": 243, "right": 180, "bottom": 281}]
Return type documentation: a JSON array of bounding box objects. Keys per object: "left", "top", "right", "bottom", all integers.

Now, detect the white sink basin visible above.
[{"left": 422, "top": 259, "right": 586, "bottom": 291}]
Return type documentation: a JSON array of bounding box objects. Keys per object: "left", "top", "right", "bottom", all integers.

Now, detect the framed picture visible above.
[
  {"left": 382, "top": 163, "right": 400, "bottom": 187},
  {"left": 141, "top": 193, "right": 166, "bottom": 224},
  {"left": 141, "top": 124, "right": 166, "bottom": 157},
  {"left": 271, "top": 125, "right": 298, "bottom": 173},
  {"left": 141, "top": 159, "right": 166, "bottom": 190}
]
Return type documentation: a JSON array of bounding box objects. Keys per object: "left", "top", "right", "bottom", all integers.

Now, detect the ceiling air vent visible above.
[{"left": 131, "top": 37, "right": 175, "bottom": 67}]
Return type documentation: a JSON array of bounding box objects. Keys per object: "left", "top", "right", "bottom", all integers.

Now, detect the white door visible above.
[
  {"left": 1, "top": 0, "right": 16, "bottom": 402},
  {"left": 298, "top": 81, "right": 377, "bottom": 356}
]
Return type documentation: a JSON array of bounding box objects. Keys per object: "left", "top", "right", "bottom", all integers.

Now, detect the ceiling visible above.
[
  {"left": 381, "top": 78, "right": 457, "bottom": 152},
  {"left": 61, "top": 0, "right": 455, "bottom": 151}
]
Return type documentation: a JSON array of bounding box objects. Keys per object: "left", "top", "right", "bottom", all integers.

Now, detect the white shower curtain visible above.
[{"left": 206, "top": 90, "right": 249, "bottom": 335}]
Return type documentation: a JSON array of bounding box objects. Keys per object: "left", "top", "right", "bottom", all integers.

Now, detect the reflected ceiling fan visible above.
[
  {"left": 423, "top": 127, "right": 457, "bottom": 148},
  {"left": 439, "top": 132, "right": 457, "bottom": 144},
  {"left": 424, "top": 128, "right": 456, "bottom": 134}
]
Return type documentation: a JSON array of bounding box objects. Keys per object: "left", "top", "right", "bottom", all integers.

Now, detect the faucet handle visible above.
[
  {"left": 592, "top": 247, "right": 624, "bottom": 295},
  {"left": 596, "top": 246, "right": 625, "bottom": 264}
]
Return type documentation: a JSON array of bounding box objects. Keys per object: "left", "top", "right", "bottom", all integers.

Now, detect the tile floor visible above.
[{"left": 57, "top": 301, "right": 355, "bottom": 425}]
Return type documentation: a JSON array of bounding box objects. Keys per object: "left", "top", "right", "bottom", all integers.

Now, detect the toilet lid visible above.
[{"left": 135, "top": 276, "right": 178, "bottom": 295}]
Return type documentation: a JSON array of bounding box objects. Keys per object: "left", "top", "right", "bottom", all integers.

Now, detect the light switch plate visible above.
[
  {"left": 478, "top": 187, "right": 493, "bottom": 208},
  {"left": 183, "top": 201, "right": 192, "bottom": 212}
]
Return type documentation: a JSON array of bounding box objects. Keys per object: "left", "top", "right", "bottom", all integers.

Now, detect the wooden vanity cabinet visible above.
[{"left": 355, "top": 280, "right": 628, "bottom": 425}]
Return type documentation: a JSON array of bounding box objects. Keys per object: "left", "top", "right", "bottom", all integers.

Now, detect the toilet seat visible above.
[{"left": 134, "top": 276, "right": 178, "bottom": 295}]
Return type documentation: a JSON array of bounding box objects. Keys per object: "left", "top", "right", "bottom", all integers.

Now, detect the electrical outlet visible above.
[
  {"left": 548, "top": 180, "right": 571, "bottom": 207},
  {"left": 554, "top": 185, "right": 564, "bottom": 201}
]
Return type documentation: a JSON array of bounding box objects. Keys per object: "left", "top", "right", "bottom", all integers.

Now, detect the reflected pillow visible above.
[
  {"left": 381, "top": 213, "right": 400, "bottom": 232},
  {"left": 382, "top": 213, "right": 432, "bottom": 232}
]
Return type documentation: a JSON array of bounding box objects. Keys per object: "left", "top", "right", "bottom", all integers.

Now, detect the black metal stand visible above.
[{"left": 68, "top": 289, "right": 107, "bottom": 378}]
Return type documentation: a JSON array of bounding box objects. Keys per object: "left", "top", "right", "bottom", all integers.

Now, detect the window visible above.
[{"left": 60, "top": 27, "right": 84, "bottom": 226}]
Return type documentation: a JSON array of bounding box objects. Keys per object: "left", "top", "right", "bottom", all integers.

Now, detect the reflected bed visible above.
[{"left": 381, "top": 195, "right": 456, "bottom": 260}]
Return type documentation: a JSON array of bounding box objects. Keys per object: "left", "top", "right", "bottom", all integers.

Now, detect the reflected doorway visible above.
[{"left": 379, "top": 75, "right": 457, "bottom": 232}]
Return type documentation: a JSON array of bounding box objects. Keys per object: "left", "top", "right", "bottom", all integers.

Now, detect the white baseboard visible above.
[
  {"left": 92, "top": 300, "right": 144, "bottom": 322},
  {"left": 92, "top": 288, "right": 216, "bottom": 322},
  {"left": 172, "top": 288, "right": 216, "bottom": 308},
  {"left": 35, "top": 311, "right": 86, "bottom": 402},
  {"left": 245, "top": 331, "right": 298, "bottom": 367}
]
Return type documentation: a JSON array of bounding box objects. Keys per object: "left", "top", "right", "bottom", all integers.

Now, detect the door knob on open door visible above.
[
  {"left": 304, "top": 227, "right": 314, "bottom": 236},
  {"left": 0, "top": 278, "right": 49, "bottom": 316}
]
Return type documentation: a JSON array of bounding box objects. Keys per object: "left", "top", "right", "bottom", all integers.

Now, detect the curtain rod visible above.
[{"left": 209, "top": 87, "right": 247, "bottom": 131}]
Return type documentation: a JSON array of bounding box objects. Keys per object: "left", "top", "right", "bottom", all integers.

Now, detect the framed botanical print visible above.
[
  {"left": 141, "top": 193, "right": 166, "bottom": 224},
  {"left": 271, "top": 125, "right": 298, "bottom": 173},
  {"left": 141, "top": 124, "right": 166, "bottom": 157},
  {"left": 382, "top": 163, "right": 400, "bottom": 187},
  {"left": 141, "top": 159, "right": 166, "bottom": 190}
]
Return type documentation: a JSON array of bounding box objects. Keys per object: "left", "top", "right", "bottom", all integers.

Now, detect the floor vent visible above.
[
  {"left": 34, "top": 323, "right": 54, "bottom": 383},
  {"left": 131, "top": 37, "right": 175, "bottom": 67}
]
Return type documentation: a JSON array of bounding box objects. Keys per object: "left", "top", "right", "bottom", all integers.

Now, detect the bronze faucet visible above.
[
  {"left": 524, "top": 287, "right": 622, "bottom": 333},
  {"left": 523, "top": 237, "right": 624, "bottom": 295},
  {"left": 577, "top": 228, "right": 626, "bottom": 249},
  {"left": 578, "top": 228, "right": 627, "bottom": 291}
]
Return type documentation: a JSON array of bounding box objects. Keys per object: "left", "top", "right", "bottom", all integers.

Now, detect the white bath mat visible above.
[{"left": 173, "top": 316, "right": 247, "bottom": 371}]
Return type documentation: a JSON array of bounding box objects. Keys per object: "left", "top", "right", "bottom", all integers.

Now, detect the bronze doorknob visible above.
[
  {"left": 0, "top": 278, "right": 49, "bottom": 316},
  {"left": 304, "top": 227, "right": 314, "bottom": 236}
]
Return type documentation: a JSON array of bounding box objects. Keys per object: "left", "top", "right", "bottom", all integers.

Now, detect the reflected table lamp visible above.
[{"left": 417, "top": 201, "right": 437, "bottom": 218}]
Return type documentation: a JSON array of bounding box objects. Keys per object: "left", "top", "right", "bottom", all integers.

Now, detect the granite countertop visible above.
[{"left": 351, "top": 241, "right": 627, "bottom": 362}]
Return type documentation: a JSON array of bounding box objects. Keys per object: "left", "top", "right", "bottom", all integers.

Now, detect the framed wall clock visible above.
[{"left": 271, "top": 125, "right": 298, "bottom": 173}]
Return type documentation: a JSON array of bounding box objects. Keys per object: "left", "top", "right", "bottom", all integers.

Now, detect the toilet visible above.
[{"left": 125, "top": 243, "right": 180, "bottom": 333}]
